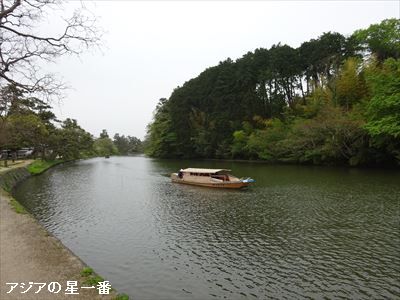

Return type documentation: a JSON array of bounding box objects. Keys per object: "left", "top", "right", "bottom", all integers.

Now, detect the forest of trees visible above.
[
  {"left": 0, "top": 0, "right": 144, "bottom": 162},
  {"left": 0, "top": 84, "right": 142, "bottom": 161},
  {"left": 145, "top": 19, "right": 400, "bottom": 167}
]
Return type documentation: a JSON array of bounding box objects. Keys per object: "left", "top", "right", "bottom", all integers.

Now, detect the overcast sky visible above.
[{"left": 47, "top": 1, "right": 399, "bottom": 139}]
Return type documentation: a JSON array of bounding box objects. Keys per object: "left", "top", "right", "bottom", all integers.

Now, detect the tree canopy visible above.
[
  {"left": 0, "top": 84, "right": 142, "bottom": 161},
  {"left": 145, "top": 19, "right": 400, "bottom": 167}
]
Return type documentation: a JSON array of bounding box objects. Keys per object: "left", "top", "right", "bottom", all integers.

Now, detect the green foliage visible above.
[
  {"left": 145, "top": 19, "right": 400, "bottom": 166},
  {"left": 115, "top": 294, "right": 130, "bottom": 300},
  {"left": 145, "top": 98, "right": 179, "bottom": 158},
  {"left": 249, "top": 118, "right": 288, "bottom": 161},
  {"left": 0, "top": 84, "right": 59, "bottom": 156},
  {"left": 353, "top": 18, "right": 400, "bottom": 62},
  {"left": 27, "top": 159, "right": 63, "bottom": 175},
  {"left": 6, "top": 114, "right": 49, "bottom": 150},
  {"left": 81, "top": 267, "right": 94, "bottom": 276},
  {"left": 232, "top": 118, "right": 289, "bottom": 160},
  {"left": 83, "top": 274, "right": 104, "bottom": 286},
  {"left": 9, "top": 196, "right": 27, "bottom": 214},
  {"left": 279, "top": 106, "right": 367, "bottom": 165},
  {"left": 94, "top": 137, "right": 118, "bottom": 157},
  {"left": 113, "top": 133, "right": 142, "bottom": 155},
  {"left": 1, "top": 84, "right": 141, "bottom": 162},
  {"left": 231, "top": 130, "right": 249, "bottom": 158},
  {"left": 99, "top": 129, "right": 109, "bottom": 139},
  {"left": 80, "top": 266, "right": 104, "bottom": 286},
  {"left": 49, "top": 119, "right": 95, "bottom": 160},
  {"left": 289, "top": 87, "right": 330, "bottom": 119},
  {"left": 364, "top": 58, "right": 400, "bottom": 138},
  {"left": 335, "top": 58, "right": 368, "bottom": 109}
]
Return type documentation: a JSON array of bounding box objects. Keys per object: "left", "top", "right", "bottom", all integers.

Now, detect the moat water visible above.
[{"left": 14, "top": 156, "right": 400, "bottom": 299}]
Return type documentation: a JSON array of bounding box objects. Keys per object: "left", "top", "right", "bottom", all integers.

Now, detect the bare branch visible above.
[
  {"left": 0, "top": 0, "right": 21, "bottom": 20},
  {"left": 0, "top": 0, "right": 102, "bottom": 100}
]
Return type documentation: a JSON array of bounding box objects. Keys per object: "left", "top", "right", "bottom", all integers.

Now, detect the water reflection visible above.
[{"left": 14, "top": 156, "right": 400, "bottom": 299}]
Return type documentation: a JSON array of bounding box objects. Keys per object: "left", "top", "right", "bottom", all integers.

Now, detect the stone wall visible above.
[{"left": 0, "top": 167, "right": 30, "bottom": 193}]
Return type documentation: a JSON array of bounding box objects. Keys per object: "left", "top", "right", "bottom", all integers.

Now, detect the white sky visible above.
[{"left": 47, "top": 1, "right": 399, "bottom": 139}]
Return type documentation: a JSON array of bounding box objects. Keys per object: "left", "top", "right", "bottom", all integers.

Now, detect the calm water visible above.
[{"left": 14, "top": 156, "right": 400, "bottom": 299}]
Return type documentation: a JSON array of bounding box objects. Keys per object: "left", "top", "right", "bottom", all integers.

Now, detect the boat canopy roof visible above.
[{"left": 182, "top": 168, "right": 231, "bottom": 174}]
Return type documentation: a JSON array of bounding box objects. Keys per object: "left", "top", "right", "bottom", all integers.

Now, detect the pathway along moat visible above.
[{"left": 14, "top": 157, "right": 400, "bottom": 299}]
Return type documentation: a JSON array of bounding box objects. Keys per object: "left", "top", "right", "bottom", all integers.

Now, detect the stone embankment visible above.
[{"left": 0, "top": 161, "right": 118, "bottom": 299}]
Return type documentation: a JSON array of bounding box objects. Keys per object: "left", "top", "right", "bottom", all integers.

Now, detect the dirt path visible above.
[
  {"left": 0, "top": 162, "right": 117, "bottom": 299},
  {"left": 0, "top": 160, "right": 33, "bottom": 173}
]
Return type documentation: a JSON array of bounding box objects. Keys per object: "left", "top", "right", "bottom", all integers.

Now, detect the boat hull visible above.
[{"left": 171, "top": 174, "right": 250, "bottom": 189}]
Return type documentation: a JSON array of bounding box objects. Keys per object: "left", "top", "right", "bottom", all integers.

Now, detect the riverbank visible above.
[
  {"left": 26, "top": 159, "right": 65, "bottom": 175},
  {"left": 0, "top": 161, "right": 120, "bottom": 299}
]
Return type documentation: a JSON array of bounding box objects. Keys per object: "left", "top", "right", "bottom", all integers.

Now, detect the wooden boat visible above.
[{"left": 171, "top": 168, "right": 255, "bottom": 189}]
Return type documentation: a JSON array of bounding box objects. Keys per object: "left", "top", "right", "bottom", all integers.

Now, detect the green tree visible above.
[
  {"left": 51, "top": 119, "right": 94, "bottom": 160},
  {"left": 364, "top": 58, "right": 400, "bottom": 138},
  {"left": 145, "top": 98, "right": 178, "bottom": 157},
  {"left": 113, "top": 134, "right": 142, "bottom": 155},
  {"left": 127, "top": 136, "right": 143, "bottom": 153},
  {"left": 6, "top": 114, "right": 48, "bottom": 153},
  {"left": 353, "top": 18, "right": 400, "bottom": 63},
  {"left": 113, "top": 133, "right": 129, "bottom": 154},
  {"left": 279, "top": 106, "right": 367, "bottom": 165},
  {"left": 94, "top": 137, "right": 117, "bottom": 157},
  {"left": 335, "top": 57, "right": 368, "bottom": 109},
  {"left": 144, "top": 20, "right": 399, "bottom": 167},
  {"left": 100, "top": 129, "right": 109, "bottom": 139},
  {"left": 362, "top": 58, "right": 400, "bottom": 165},
  {"left": 0, "top": 84, "right": 60, "bottom": 160}
]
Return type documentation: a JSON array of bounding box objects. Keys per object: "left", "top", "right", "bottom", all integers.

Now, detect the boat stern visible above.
[
  {"left": 171, "top": 173, "right": 181, "bottom": 182},
  {"left": 241, "top": 177, "right": 255, "bottom": 184}
]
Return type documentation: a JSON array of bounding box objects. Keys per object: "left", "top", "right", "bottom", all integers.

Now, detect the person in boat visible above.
[{"left": 178, "top": 169, "right": 183, "bottom": 179}]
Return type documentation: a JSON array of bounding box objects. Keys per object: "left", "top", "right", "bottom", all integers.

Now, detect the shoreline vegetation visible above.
[
  {"left": 27, "top": 159, "right": 65, "bottom": 175},
  {"left": 178, "top": 156, "right": 400, "bottom": 169},
  {"left": 0, "top": 160, "right": 129, "bottom": 300},
  {"left": 0, "top": 88, "right": 143, "bottom": 168},
  {"left": 0, "top": 1, "right": 134, "bottom": 298},
  {"left": 144, "top": 19, "right": 400, "bottom": 168}
]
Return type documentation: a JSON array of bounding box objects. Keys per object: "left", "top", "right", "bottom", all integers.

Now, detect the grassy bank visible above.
[
  {"left": 27, "top": 159, "right": 64, "bottom": 175},
  {"left": 9, "top": 196, "right": 27, "bottom": 214},
  {"left": 0, "top": 161, "right": 128, "bottom": 299}
]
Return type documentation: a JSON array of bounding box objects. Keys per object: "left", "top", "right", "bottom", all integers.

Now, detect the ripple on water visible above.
[{"left": 13, "top": 157, "right": 400, "bottom": 300}]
